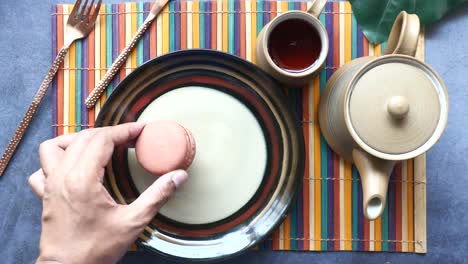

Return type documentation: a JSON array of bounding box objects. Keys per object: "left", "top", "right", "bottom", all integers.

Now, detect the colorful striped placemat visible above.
[{"left": 51, "top": 0, "right": 427, "bottom": 253}]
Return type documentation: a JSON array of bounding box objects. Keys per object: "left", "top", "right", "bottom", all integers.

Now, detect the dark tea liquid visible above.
[{"left": 268, "top": 19, "right": 322, "bottom": 71}]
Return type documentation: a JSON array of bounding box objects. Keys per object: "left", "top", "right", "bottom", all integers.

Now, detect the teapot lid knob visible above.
[{"left": 387, "top": 96, "right": 409, "bottom": 119}]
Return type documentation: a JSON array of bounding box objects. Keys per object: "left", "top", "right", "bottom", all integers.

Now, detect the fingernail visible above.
[{"left": 171, "top": 170, "right": 189, "bottom": 188}]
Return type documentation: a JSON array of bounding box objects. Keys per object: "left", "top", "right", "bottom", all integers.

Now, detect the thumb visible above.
[{"left": 126, "top": 170, "right": 189, "bottom": 223}]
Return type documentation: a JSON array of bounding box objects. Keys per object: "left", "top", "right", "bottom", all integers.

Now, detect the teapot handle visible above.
[{"left": 383, "top": 11, "right": 420, "bottom": 56}]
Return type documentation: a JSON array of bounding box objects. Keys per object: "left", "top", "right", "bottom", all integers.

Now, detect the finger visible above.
[
  {"left": 99, "top": 122, "right": 145, "bottom": 146},
  {"left": 59, "top": 128, "right": 107, "bottom": 176},
  {"left": 39, "top": 133, "right": 78, "bottom": 174},
  {"left": 75, "top": 122, "right": 145, "bottom": 182},
  {"left": 126, "top": 170, "right": 188, "bottom": 223},
  {"left": 28, "top": 169, "right": 46, "bottom": 200}
]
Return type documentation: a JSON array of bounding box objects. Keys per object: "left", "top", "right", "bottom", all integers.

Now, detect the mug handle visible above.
[
  {"left": 307, "top": 0, "right": 327, "bottom": 18},
  {"left": 383, "top": 11, "right": 420, "bottom": 56}
]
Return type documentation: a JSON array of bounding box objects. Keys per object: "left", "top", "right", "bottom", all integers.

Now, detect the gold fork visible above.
[{"left": 0, "top": 0, "right": 102, "bottom": 177}]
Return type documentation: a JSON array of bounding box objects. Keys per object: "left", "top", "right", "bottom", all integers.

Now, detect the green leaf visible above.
[{"left": 349, "top": 0, "right": 468, "bottom": 43}]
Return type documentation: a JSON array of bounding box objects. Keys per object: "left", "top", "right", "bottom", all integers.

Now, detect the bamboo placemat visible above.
[{"left": 51, "top": 0, "right": 427, "bottom": 253}]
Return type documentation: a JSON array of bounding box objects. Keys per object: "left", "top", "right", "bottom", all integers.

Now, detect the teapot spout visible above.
[{"left": 352, "top": 149, "right": 396, "bottom": 220}]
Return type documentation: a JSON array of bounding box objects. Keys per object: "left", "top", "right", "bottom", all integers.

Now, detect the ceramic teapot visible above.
[{"left": 318, "top": 11, "right": 448, "bottom": 220}]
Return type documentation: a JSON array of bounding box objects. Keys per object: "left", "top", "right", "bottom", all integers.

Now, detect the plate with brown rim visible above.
[{"left": 95, "top": 49, "right": 304, "bottom": 261}]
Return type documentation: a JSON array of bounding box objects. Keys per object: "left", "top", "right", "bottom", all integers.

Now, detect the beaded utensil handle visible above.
[
  {"left": 85, "top": 0, "right": 169, "bottom": 108},
  {"left": 0, "top": 0, "right": 101, "bottom": 177},
  {"left": 0, "top": 47, "right": 68, "bottom": 176}
]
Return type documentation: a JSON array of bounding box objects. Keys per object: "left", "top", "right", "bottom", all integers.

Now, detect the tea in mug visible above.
[{"left": 268, "top": 18, "right": 322, "bottom": 72}]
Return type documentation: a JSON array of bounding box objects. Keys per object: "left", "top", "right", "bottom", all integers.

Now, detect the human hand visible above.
[{"left": 28, "top": 123, "right": 189, "bottom": 264}]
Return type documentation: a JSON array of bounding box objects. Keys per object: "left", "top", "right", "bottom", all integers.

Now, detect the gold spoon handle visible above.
[{"left": 85, "top": 0, "right": 168, "bottom": 108}]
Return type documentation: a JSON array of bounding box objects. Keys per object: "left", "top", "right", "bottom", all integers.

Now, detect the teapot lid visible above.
[{"left": 345, "top": 55, "right": 448, "bottom": 160}]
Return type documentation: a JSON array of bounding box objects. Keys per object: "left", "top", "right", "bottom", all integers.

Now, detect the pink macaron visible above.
[{"left": 135, "top": 120, "right": 196, "bottom": 176}]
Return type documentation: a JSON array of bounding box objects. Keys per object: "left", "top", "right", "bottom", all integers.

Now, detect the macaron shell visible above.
[
  {"left": 135, "top": 120, "right": 196, "bottom": 175},
  {"left": 182, "top": 125, "right": 196, "bottom": 169}
]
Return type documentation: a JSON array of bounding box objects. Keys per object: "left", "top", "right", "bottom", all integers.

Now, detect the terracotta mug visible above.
[
  {"left": 318, "top": 11, "right": 449, "bottom": 220},
  {"left": 255, "top": 0, "right": 328, "bottom": 85}
]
